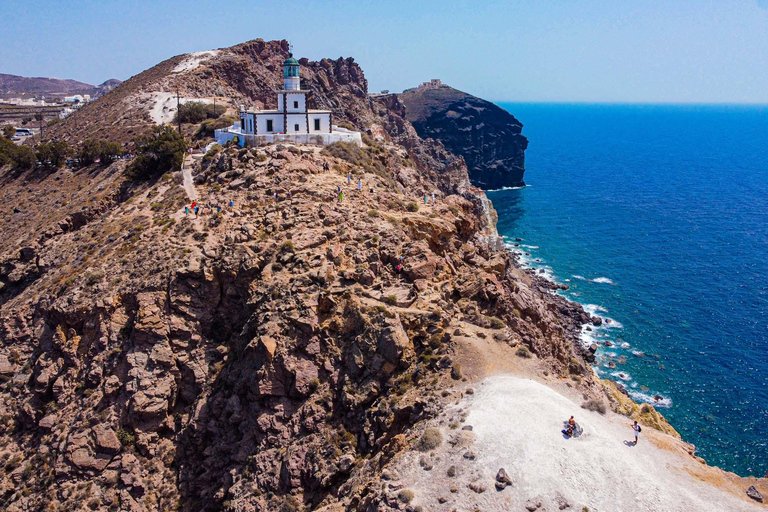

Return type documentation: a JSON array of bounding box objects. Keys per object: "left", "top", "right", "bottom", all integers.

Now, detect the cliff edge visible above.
[{"left": 399, "top": 83, "right": 528, "bottom": 189}]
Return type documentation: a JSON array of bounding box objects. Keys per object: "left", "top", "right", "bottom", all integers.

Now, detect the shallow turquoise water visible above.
[{"left": 490, "top": 103, "right": 768, "bottom": 477}]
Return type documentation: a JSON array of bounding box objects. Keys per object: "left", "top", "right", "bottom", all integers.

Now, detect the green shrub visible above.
[
  {"left": 128, "top": 125, "right": 186, "bottom": 181},
  {"left": 35, "top": 140, "right": 72, "bottom": 169},
  {"left": 78, "top": 138, "right": 123, "bottom": 166},
  {"left": 406, "top": 202, "right": 420, "bottom": 212},
  {"left": 516, "top": 346, "right": 532, "bottom": 358},
  {"left": 175, "top": 101, "right": 227, "bottom": 124},
  {"left": 198, "top": 116, "right": 237, "bottom": 137},
  {"left": 116, "top": 427, "right": 135, "bottom": 446}
]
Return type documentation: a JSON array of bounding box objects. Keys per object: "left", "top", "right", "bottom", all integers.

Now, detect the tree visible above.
[
  {"left": 35, "top": 141, "right": 71, "bottom": 169},
  {"left": 2, "top": 125, "right": 14, "bottom": 139},
  {"left": 128, "top": 125, "right": 186, "bottom": 180},
  {"left": 78, "top": 139, "right": 124, "bottom": 166},
  {"left": 0, "top": 137, "right": 36, "bottom": 170}
]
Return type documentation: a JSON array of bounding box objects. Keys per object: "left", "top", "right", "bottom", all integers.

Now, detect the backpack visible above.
[{"left": 637, "top": 425, "right": 642, "bottom": 433}]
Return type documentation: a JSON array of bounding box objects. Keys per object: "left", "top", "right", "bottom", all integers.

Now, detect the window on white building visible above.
[
  {"left": 294, "top": 123, "right": 300, "bottom": 132},
  {"left": 293, "top": 101, "right": 299, "bottom": 109},
  {"left": 266, "top": 119, "right": 273, "bottom": 132},
  {"left": 314, "top": 119, "right": 321, "bottom": 131}
]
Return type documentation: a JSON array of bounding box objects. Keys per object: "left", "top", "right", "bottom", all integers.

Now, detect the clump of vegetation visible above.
[
  {"left": 175, "top": 101, "right": 227, "bottom": 124},
  {"left": 451, "top": 364, "right": 462, "bottom": 380},
  {"left": 35, "top": 140, "right": 72, "bottom": 170},
  {"left": 417, "top": 428, "right": 442, "bottom": 451},
  {"left": 77, "top": 138, "right": 124, "bottom": 166},
  {"left": 582, "top": 399, "right": 607, "bottom": 415},
  {"left": 489, "top": 316, "right": 506, "bottom": 329},
  {"left": 397, "top": 489, "right": 415, "bottom": 503},
  {"left": 281, "top": 240, "right": 295, "bottom": 253},
  {"left": 116, "top": 427, "right": 135, "bottom": 447},
  {"left": 406, "top": 201, "right": 420, "bottom": 212},
  {"left": 0, "top": 135, "right": 35, "bottom": 170},
  {"left": 516, "top": 346, "right": 532, "bottom": 358},
  {"left": 640, "top": 403, "right": 653, "bottom": 414},
  {"left": 198, "top": 116, "right": 237, "bottom": 137},
  {"left": 127, "top": 125, "right": 186, "bottom": 181}
]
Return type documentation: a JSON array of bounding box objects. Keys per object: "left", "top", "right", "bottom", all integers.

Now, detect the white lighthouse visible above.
[{"left": 215, "top": 52, "right": 362, "bottom": 147}]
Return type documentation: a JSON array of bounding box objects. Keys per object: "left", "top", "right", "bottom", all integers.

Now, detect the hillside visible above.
[
  {"left": 0, "top": 39, "right": 765, "bottom": 512},
  {"left": 400, "top": 84, "right": 528, "bottom": 189},
  {"left": 0, "top": 73, "right": 120, "bottom": 100}
]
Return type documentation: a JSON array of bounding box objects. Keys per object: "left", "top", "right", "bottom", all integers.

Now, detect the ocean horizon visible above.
[{"left": 492, "top": 102, "right": 768, "bottom": 477}]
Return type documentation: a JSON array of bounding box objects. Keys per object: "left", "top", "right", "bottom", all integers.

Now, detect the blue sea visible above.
[{"left": 491, "top": 103, "right": 768, "bottom": 477}]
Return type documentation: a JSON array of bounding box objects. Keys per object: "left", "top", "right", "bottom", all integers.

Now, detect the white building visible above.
[{"left": 215, "top": 53, "right": 361, "bottom": 147}]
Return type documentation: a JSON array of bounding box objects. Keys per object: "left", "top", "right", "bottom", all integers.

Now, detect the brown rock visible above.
[{"left": 94, "top": 425, "right": 122, "bottom": 454}]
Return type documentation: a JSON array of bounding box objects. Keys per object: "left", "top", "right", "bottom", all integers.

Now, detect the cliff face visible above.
[{"left": 399, "top": 84, "right": 528, "bottom": 189}]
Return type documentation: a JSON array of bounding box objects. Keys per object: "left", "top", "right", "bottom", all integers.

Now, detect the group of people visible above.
[
  {"left": 184, "top": 199, "right": 235, "bottom": 217},
  {"left": 563, "top": 416, "right": 642, "bottom": 445}
]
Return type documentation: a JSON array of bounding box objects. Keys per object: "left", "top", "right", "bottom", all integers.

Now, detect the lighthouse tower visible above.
[
  {"left": 283, "top": 54, "right": 301, "bottom": 91},
  {"left": 221, "top": 48, "right": 361, "bottom": 146}
]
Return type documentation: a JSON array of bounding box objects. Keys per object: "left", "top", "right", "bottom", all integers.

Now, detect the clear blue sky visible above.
[{"left": 2, "top": 0, "right": 768, "bottom": 103}]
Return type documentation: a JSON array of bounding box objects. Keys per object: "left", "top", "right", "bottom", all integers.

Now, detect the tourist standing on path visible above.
[
  {"left": 194, "top": 206, "right": 199, "bottom": 218},
  {"left": 431, "top": 192, "right": 435, "bottom": 204},
  {"left": 358, "top": 179, "right": 362, "bottom": 192},
  {"left": 229, "top": 199, "right": 234, "bottom": 208},
  {"left": 184, "top": 206, "right": 189, "bottom": 216},
  {"left": 273, "top": 192, "right": 278, "bottom": 202},
  {"left": 631, "top": 421, "right": 641, "bottom": 444},
  {"left": 338, "top": 189, "right": 344, "bottom": 202},
  {"left": 347, "top": 174, "right": 352, "bottom": 184},
  {"left": 423, "top": 192, "right": 428, "bottom": 204}
]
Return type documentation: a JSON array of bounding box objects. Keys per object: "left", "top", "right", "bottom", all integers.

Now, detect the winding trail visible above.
[{"left": 182, "top": 155, "right": 197, "bottom": 201}]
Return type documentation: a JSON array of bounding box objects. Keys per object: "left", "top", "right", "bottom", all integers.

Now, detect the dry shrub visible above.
[{"left": 418, "top": 428, "right": 442, "bottom": 451}]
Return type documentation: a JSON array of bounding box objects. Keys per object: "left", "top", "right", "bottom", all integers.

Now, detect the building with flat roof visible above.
[{"left": 216, "top": 53, "right": 361, "bottom": 147}]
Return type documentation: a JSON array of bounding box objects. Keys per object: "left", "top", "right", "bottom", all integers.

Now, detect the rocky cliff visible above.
[
  {"left": 0, "top": 40, "right": 702, "bottom": 512},
  {"left": 399, "top": 84, "right": 528, "bottom": 190}
]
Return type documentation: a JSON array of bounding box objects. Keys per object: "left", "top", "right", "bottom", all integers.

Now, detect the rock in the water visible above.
[{"left": 747, "top": 485, "right": 763, "bottom": 502}]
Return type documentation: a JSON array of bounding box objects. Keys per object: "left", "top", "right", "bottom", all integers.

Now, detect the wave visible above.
[
  {"left": 592, "top": 277, "right": 616, "bottom": 285},
  {"left": 583, "top": 304, "right": 609, "bottom": 315},
  {"left": 628, "top": 390, "right": 673, "bottom": 409},
  {"left": 611, "top": 371, "right": 632, "bottom": 381},
  {"left": 485, "top": 185, "right": 527, "bottom": 192}
]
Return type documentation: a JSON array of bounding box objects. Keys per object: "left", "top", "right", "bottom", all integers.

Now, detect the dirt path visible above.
[{"left": 182, "top": 155, "right": 197, "bottom": 201}]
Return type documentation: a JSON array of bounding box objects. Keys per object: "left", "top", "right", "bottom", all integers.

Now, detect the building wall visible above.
[
  {"left": 285, "top": 114, "right": 308, "bottom": 134},
  {"left": 308, "top": 114, "right": 331, "bottom": 133},
  {"left": 256, "top": 114, "right": 284, "bottom": 134},
  {"left": 285, "top": 93, "right": 307, "bottom": 113}
]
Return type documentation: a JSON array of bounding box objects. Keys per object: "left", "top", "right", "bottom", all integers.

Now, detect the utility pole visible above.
[{"left": 176, "top": 90, "right": 182, "bottom": 134}]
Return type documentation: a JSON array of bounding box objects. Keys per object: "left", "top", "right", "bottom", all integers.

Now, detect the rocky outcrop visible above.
[
  {"left": 399, "top": 84, "right": 528, "bottom": 189},
  {"left": 0, "top": 40, "right": 603, "bottom": 512}
]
